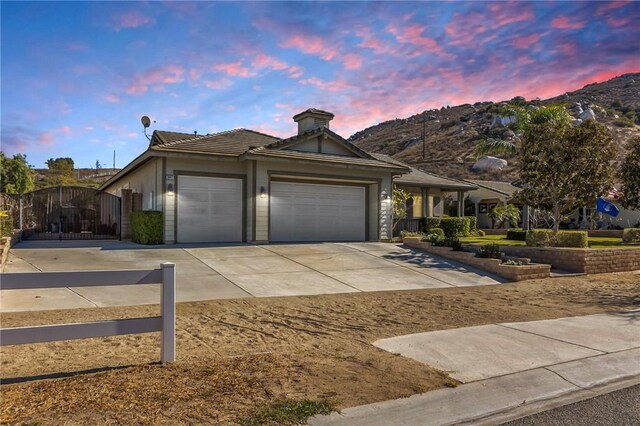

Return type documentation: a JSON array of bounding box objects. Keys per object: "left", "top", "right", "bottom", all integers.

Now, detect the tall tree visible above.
[
  {"left": 391, "top": 186, "right": 413, "bottom": 232},
  {"left": 0, "top": 152, "right": 35, "bottom": 194},
  {"left": 619, "top": 136, "right": 640, "bottom": 210},
  {"left": 516, "top": 108, "right": 616, "bottom": 231},
  {"left": 46, "top": 157, "right": 75, "bottom": 176}
]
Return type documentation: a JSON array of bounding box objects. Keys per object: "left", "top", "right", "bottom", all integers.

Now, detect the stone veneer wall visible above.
[
  {"left": 403, "top": 238, "right": 551, "bottom": 281},
  {"left": 500, "top": 246, "right": 640, "bottom": 274}
]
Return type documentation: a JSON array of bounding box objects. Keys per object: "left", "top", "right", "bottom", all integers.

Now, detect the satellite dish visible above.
[{"left": 141, "top": 116, "right": 151, "bottom": 128}]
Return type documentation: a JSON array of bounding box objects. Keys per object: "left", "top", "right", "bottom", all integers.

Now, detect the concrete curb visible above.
[{"left": 308, "top": 349, "right": 640, "bottom": 426}]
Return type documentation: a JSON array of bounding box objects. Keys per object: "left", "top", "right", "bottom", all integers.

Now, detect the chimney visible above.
[{"left": 292, "top": 108, "right": 334, "bottom": 135}]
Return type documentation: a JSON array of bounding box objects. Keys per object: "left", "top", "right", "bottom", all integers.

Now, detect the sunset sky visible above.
[{"left": 2, "top": 1, "right": 639, "bottom": 169}]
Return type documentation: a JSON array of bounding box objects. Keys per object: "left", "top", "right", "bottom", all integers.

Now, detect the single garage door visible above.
[
  {"left": 270, "top": 181, "right": 366, "bottom": 242},
  {"left": 177, "top": 175, "right": 243, "bottom": 243}
]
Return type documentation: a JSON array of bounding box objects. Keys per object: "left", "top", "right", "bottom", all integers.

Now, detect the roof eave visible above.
[
  {"left": 99, "top": 150, "right": 153, "bottom": 191},
  {"left": 240, "top": 152, "right": 410, "bottom": 173}
]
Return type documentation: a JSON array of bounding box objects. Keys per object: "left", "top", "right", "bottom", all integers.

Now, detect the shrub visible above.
[
  {"left": 1, "top": 213, "right": 13, "bottom": 238},
  {"left": 476, "top": 243, "right": 502, "bottom": 259},
  {"left": 423, "top": 233, "right": 442, "bottom": 244},
  {"left": 400, "top": 230, "right": 424, "bottom": 240},
  {"left": 555, "top": 231, "right": 588, "bottom": 248},
  {"left": 506, "top": 228, "right": 527, "bottom": 241},
  {"left": 526, "top": 229, "right": 588, "bottom": 248},
  {"left": 476, "top": 229, "right": 486, "bottom": 237},
  {"left": 440, "top": 217, "right": 471, "bottom": 237},
  {"left": 431, "top": 235, "right": 462, "bottom": 250},
  {"left": 622, "top": 228, "right": 640, "bottom": 243},
  {"left": 429, "top": 227, "right": 445, "bottom": 237},
  {"left": 467, "top": 216, "right": 477, "bottom": 231},
  {"left": 422, "top": 217, "right": 441, "bottom": 232},
  {"left": 502, "top": 259, "right": 524, "bottom": 266},
  {"left": 130, "top": 211, "right": 163, "bottom": 245}
]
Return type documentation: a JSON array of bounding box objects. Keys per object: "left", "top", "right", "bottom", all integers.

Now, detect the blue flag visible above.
[{"left": 596, "top": 197, "right": 620, "bottom": 217}]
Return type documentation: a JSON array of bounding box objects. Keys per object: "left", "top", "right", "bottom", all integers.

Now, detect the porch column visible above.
[
  {"left": 425, "top": 189, "right": 434, "bottom": 218},
  {"left": 457, "top": 191, "right": 465, "bottom": 217},
  {"left": 523, "top": 205, "right": 530, "bottom": 231}
]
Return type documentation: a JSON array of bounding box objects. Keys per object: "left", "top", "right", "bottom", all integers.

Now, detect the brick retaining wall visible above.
[
  {"left": 403, "top": 238, "right": 551, "bottom": 281},
  {"left": 500, "top": 246, "right": 640, "bottom": 274}
]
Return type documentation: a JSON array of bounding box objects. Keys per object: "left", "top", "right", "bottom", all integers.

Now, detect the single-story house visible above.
[
  {"left": 101, "top": 109, "right": 482, "bottom": 244},
  {"left": 465, "top": 179, "right": 640, "bottom": 230}
]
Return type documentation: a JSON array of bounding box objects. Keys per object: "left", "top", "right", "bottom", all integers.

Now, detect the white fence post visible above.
[{"left": 160, "top": 262, "right": 176, "bottom": 363}]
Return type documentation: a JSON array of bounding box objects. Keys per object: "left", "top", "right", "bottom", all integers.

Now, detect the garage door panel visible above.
[
  {"left": 177, "top": 176, "right": 243, "bottom": 243},
  {"left": 270, "top": 181, "right": 365, "bottom": 242}
]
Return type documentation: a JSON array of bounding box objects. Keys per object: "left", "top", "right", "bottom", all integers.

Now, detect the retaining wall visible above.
[
  {"left": 500, "top": 246, "right": 640, "bottom": 274},
  {"left": 403, "top": 238, "right": 551, "bottom": 281}
]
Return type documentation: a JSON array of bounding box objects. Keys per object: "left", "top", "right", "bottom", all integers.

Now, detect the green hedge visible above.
[
  {"left": 506, "top": 228, "right": 527, "bottom": 241},
  {"left": 422, "top": 217, "right": 441, "bottom": 232},
  {"left": 622, "top": 228, "right": 640, "bottom": 243},
  {"left": 526, "top": 230, "right": 588, "bottom": 248},
  {"left": 440, "top": 217, "right": 471, "bottom": 237},
  {"left": 130, "top": 211, "right": 163, "bottom": 245},
  {"left": 429, "top": 227, "right": 445, "bottom": 237},
  {"left": 467, "top": 216, "right": 477, "bottom": 231}
]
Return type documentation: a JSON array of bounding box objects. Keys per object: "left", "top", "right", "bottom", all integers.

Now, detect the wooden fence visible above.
[{"left": 0, "top": 263, "right": 176, "bottom": 363}]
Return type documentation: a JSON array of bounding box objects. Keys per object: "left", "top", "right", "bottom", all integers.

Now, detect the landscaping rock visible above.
[
  {"left": 570, "top": 118, "right": 583, "bottom": 126},
  {"left": 503, "top": 129, "right": 516, "bottom": 139},
  {"left": 472, "top": 156, "right": 508, "bottom": 172},
  {"left": 579, "top": 108, "right": 596, "bottom": 121}
]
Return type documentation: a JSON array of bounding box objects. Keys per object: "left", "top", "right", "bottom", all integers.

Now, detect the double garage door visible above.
[
  {"left": 270, "top": 181, "right": 366, "bottom": 242},
  {"left": 177, "top": 176, "right": 366, "bottom": 243}
]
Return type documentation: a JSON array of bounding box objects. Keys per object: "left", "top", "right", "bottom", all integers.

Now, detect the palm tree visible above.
[{"left": 488, "top": 204, "right": 521, "bottom": 229}]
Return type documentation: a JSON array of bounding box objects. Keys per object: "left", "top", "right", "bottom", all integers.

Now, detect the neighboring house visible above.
[
  {"left": 466, "top": 180, "right": 522, "bottom": 229},
  {"left": 466, "top": 179, "right": 640, "bottom": 229},
  {"left": 102, "top": 109, "right": 410, "bottom": 244}
]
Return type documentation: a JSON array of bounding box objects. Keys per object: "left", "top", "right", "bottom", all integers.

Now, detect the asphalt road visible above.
[{"left": 503, "top": 384, "right": 640, "bottom": 426}]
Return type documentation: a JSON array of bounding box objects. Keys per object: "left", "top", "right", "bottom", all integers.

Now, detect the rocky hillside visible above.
[{"left": 350, "top": 73, "right": 640, "bottom": 182}]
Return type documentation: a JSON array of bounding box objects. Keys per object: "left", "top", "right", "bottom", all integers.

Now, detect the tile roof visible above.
[
  {"left": 370, "top": 154, "right": 477, "bottom": 190},
  {"left": 151, "top": 129, "right": 279, "bottom": 156},
  {"left": 466, "top": 179, "right": 519, "bottom": 196},
  {"left": 243, "top": 149, "right": 410, "bottom": 171}
]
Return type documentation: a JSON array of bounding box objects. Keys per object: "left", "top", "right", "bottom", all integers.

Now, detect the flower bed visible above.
[{"left": 403, "top": 238, "right": 551, "bottom": 282}]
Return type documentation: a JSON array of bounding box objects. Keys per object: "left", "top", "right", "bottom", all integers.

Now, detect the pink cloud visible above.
[
  {"left": 299, "top": 77, "right": 353, "bottom": 92},
  {"left": 387, "top": 24, "right": 444, "bottom": 55},
  {"left": 38, "top": 132, "right": 55, "bottom": 147},
  {"left": 488, "top": 4, "right": 535, "bottom": 27},
  {"left": 511, "top": 33, "right": 541, "bottom": 49},
  {"left": 213, "top": 61, "right": 255, "bottom": 77},
  {"left": 342, "top": 53, "right": 363, "bottom": 70},
  {"left": 111, "top": 10, "right": 155, "bottom": 32},
  {"left": 126, "top": 65, "right": 186, "bottom": 94},
  {"left": 595, "top": 1, "right": 630, "bottom": 16},
  {"left": 105, "top": 95, "right": 121, "bottom": 103},
  {"left": 251, "top": 53, "right": 304, "bottom": 78},
  {"left": 606, "top": 16, "right": 632, "bottom": 27},
  {"left": 280, "top": 34, "right": 338, "bottom": 61},
  {"left": 551, "top": 16, "right": 586, "bottom": 30},
  {"left": 55, "top": 126, "right": 71, "bottom": 136},
  {"left": 203, "top": 79, "right": 233, "bottom": 90}
]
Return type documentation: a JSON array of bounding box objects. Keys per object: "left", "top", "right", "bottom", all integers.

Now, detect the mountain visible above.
[{"left": 349, "top": 73, "right": 640, "bottom": 182}]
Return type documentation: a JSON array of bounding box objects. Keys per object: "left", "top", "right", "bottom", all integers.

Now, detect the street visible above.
[{"left": 504, "top": 384, "right": 640, "bottom": 426}]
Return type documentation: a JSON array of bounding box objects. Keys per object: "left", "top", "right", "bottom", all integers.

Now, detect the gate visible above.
[{"left": 20, "top": 187, "right": 120, "bottom": 240}]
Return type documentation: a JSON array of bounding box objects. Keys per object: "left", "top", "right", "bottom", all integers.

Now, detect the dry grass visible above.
[{"left": 1, "top": 271, "right": 639, "bottom": 425}]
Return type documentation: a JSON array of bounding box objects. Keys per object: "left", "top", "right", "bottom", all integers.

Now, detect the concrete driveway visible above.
[{"left": 1, "top": 240, "right": 503, "bottom": 312}]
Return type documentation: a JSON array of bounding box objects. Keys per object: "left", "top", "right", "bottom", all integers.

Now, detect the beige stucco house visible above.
[{"left": 101, "top": 109, "right": 484, "bottom": 244}]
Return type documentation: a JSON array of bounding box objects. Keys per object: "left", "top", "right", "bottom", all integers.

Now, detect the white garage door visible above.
[
  {"left": 270, "top": 181, "right": 366, "bottom": 242},
  {"left": 177, "top": 175, "right": 242, "bottom": 243}
]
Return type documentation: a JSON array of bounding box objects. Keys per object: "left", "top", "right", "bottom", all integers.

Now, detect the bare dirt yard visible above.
[{"left": 1, "top": 272, "right": 639, "bottom": 425}]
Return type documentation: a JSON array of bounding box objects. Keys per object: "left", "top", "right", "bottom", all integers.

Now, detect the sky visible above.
[{"left": 2, "top": 1, "right": 639, "bottom": 169}]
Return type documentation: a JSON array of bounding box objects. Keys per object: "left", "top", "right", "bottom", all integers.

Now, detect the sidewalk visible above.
[{"left": 309, "top": 311, "right": 640, "bottom": 425}]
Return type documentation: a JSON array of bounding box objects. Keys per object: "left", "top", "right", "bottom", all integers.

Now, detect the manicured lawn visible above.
[{"left": 460, "top": 235, "right": 640, "bottom": 249}]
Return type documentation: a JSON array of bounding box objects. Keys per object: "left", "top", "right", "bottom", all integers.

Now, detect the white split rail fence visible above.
[{"left": 0, "top": 262, "right": 176, "bottom": 363}]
